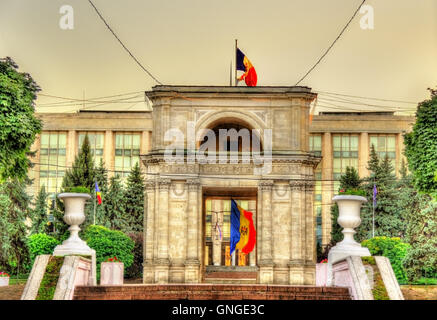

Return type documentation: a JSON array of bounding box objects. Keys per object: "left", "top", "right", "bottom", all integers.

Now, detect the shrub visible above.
[
  {"left": 338, "top": 188, "right": 366, "bottom": 196},
  {"left": 27, "top": 234, "right": 60, "bottom": 263},
  {"left": 125, "top": 232, "right": 143, "bottom": 279},
  {"left": 82, "top": 225, "right": 134, "bottom": 279},
  {"left": 361, "top": 236, "right": 410, "bottom": 284},
  {"left": 63, "top": 186, "right": 90, "bottom": 194}
]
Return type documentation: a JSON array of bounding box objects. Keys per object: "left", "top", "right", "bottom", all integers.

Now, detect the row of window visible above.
[{"left": 39, "top": 132, "right": 141, "bottom": 194}]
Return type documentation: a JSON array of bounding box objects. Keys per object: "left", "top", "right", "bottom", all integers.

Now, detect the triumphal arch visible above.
[{"left": 141, "top": 86, "right": 320, "bottom": 285}]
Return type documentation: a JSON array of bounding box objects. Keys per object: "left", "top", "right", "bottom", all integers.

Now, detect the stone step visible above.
[
  {"left": 73, "top": 284, "right": 351, "bottom": 300},
  {"left": 204, "top": 278, "right": 257, "bottom": 284}
]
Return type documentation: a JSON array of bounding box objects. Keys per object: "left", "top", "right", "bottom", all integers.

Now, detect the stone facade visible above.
[{"left": 141, "top": 86, "right": 320, "bottom": 284}]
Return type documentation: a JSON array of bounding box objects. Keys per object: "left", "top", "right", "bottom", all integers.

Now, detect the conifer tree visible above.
[
  {"left": 123, "top": 162, "right": 144, "bottom": 232},
  {"left": 62, "top": 134, "right": 95, "bottom": 191},
  {"left": 29, "top": 186, "right": 49, "bottom": 235},
  {"left": 104, "top": 174, "right": 127, "bottom": 231},
  {"left": 0, "top": 179, "right": 31, "bottom": 274},
  {"left": 91, "top": 159, "right": 109, "bottom": 226},
  {"left": 330, "top": 166, "right": 362, "bottom": 245}
]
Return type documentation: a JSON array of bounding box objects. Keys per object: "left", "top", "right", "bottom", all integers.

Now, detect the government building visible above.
[{"left": 30, "top": 86, "right": 414, "bottom": 285}]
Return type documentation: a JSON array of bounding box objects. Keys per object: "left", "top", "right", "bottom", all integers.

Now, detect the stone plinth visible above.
[{"left": 100, "top": 262, "right": 124, "bottom": 286}]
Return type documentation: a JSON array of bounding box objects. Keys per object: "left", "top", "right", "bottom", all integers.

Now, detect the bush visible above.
[
  {"left": 125, "top": 232, "right": 143, "bottom": 279},
  {"left": 63, "top": 186, "right": 90, "bottom": 194},
  {"left": 82, "top": 225, "right": 134, "bottom": 279},
  {"left": 361, "top": 236, "right": 410, "bottom": 284},
  {"left": 27, "top": 234, "right": 60, "bottom": 263}
]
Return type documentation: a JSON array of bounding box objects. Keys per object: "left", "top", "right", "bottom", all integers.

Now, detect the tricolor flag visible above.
[
  {"left": 236, "top": 48, "right": 258, "bottom": 87},
  {"left": 230, "top": 199, "right": 256, "bottom": 256},
  {"left": 95, "top": 181, "right": 102, "bottom": 205}
]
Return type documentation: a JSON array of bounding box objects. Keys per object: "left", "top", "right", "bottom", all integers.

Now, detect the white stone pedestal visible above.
[
  {"left": 327, "top": 195, "right": 370, "bottom": 285},
  {"left": 0, "top": 277, "right": 9, "bottom": 287},
  {"left": 100, "top": 262, "right": 124, "bottom": 285}
]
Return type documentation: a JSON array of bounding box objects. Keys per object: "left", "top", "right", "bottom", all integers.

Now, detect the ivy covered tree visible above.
[
  {"left": 104, "top": 174, "right": 127, "bottom": 231},
  {"left": 123, "top": 162, "right": 144, "bottom": 232},
  {"left": 403, "top": 200, "right": 437, "bottom": 281},
  {"left": 404, "top": 89, "right": 437, "bottom": 198},
  {"left": 0, "top": 57, "right": 42, "bottom": 181},
  {"left": 0, "top": 179, "right": 31, "bottom": 274},
  {"left": 61, "top": 134, "right": 95, "bottom": 191},
  {"left": 330, "top": 166, "right": 362, "bottom": 245},
  {"left": 29, "top": 186, "right": 49, "bottom": 235}
]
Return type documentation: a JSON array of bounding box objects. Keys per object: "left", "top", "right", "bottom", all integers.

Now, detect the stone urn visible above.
[
  {"left": 53, "top": 193, "right": 94, "bottom": 256},
  {"left": 327, "top": 195, "right": 371, "bottom": 285},
  {"left": 100, "top": 262, "right": 124, "bottom": 285}
]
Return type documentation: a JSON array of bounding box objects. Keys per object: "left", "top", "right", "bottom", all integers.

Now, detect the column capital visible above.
[
  {"left": 258, "top": 180, "right": 274, "bottom": 191},
  {"left": 305, "top": 180, "right": 315, "bottom": 191},
  {"left": 145, "top": 180, "right": 156, "bottom": 191},
  {"left": 158, "top": 178, "right": 171, "bottom": 190},
  {"left": 289, "top": 180, "right": 306, "bottom": 191},
  {"left": 186, "top": 178, "right": 200, "bottom": 191}
]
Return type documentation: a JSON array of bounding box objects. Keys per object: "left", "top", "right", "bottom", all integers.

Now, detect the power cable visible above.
[
  {"left": 294, "top": 0, "right": 367, "bottom": 85},
  {"left": 87, "top": 0, "right": 163, "bottom": 85}
]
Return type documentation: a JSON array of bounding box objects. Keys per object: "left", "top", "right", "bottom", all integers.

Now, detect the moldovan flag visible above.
[
  {"left": 236, "top": 48, "right": 258, "bottom": 87},
  {"left": 230, "top": 199, "right": 256, "bottom": 256},
  {"left": 95, "top": 182, "right": 102, "bottom": 205}
]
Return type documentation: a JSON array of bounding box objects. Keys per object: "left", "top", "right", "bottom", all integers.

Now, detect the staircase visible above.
[{"left": 73, "top": 284, "right": 351, "bottom": 300}]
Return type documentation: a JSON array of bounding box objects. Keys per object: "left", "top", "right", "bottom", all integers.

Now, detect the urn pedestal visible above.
[
  {"left": 100, "top": 262, "right": 124, "bottom": 285},
  {"left": 327, "top": 195, "right": 370, "bottom": 285},
  {"left": 0, "top": 277, "right": 9, "bottom": 287}
]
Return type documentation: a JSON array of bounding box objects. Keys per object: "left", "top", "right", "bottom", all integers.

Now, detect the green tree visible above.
[
  {"left": 0, "top": 179, "right": 31, "bottom": 274},
  {"left": 104, "top": 174, "right": 127, "bottom": 231},
  {"left": 29, "top": 186, "right": 49, "bottom": 235},
  {"left": 403, "top": 200, "right": 437, "bottom": 282},
  {"left": 0, "top": 57, "right": 42, "bottom": 181},
  {"left": 61, "top": 134, "right": 95, "bottom": 191},
  {"left": 90, "top": 159, "right": 109, "bottom": 226},
  {"left": 330, "top": 166, "right": 362, "bottom": 245},
  {"left": 357, "top": 147, "right": 407, "bottom": 241},
  {"left": 404, "top": 90, "right": 437, "bottom": 197},
  {"left": 123, "top": 162, "right": 144, "bottom": 232}
]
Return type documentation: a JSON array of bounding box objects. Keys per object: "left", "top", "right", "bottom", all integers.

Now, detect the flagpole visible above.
[
  {"left": 372, "top": 182, "right": 375, "bottom": 238},
  {"left": 235, "top": 39, "right": 238, "bottom": 87},
  {"left": 93, "top": 180, "right": 96, "bottom": 225}
]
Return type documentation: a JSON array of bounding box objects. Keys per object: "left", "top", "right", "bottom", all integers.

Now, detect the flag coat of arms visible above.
[
  {"left": 236, "top": 48, "right": 257, "bottom": 87},
  {"left": 230, "top": 199, "right": 256, "bottom": 255}
]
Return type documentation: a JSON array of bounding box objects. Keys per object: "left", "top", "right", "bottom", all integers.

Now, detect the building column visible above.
[
  {"left": 304, "top": 179, "right": 316, "bottom": 285},
  {"left": 104, "top": 130, "right": 114, "bottom": 178},
  {"left": 359, "top": 132, "right": 369, "bottom": 178},
  {"left": 289, "top": 180, "right": 305, "bottom": 285},
  {"left": 141, "top": 131, "right": 151, "bottom": 155},
  {"left": 211, "top": 199, "right": 222, "bottom": 266},
  {"left": 258, "top": 180, "right": 274, "bottom": 284},
  {"left": 154, "top": 178, "right": 171, "bottom": 283},
  {"left": 143, "top": 180, "right": 155, "bottom": 283},
  {"left": 185, "top": 179, "right": 201, "bottom": 283},
  {"left": 66, "top": 130, "right": 76, "bottom": 168},
  {"left": 396, "top": 133, "right": 405, "bottom": 177},
  {"left": 249, "top": 199, "right": 257, "bottom": 267},
  {"left": 321, "top": 132, "right": 333, "bottom": 247}
]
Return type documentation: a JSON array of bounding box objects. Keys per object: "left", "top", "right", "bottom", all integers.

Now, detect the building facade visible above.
[{"left": 31, "top": 86, "right": 414, "bottom": 284}]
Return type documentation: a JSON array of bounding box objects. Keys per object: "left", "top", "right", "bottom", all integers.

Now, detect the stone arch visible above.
[{"left": 195, "top": 110, "right": 266, "bottom": 149}]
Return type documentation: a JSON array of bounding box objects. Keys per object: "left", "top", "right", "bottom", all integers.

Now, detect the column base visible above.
[
  {"left": 184, "top": 260, "right": 200, "bottom": 283},
  {"left": 258, "top": 259, "right": 274, "bottom": 284},
  {"left": 288, "top": 260, "right": 305, "bottom": 285},
  {"left": 304, "top": 261, "right": 316, "bottom": 285},
  {"left": 143, "top": 260, "right": 154, "bottom": 284},
  {"left": 154, "top": 259, "right": 170, "bottom": 284}
]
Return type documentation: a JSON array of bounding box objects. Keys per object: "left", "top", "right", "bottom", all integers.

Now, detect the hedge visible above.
[{"left": 27, "top": 234, "right": 60, "bottom": 263}]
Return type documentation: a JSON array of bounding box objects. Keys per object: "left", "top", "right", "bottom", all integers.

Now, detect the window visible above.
[
  {"left": 39, "top": 132, "right": 67, "bottom": 195},
  {"left": 333, "top": 134, "right": 359, "bottom": 193},
  {"left": 309, "top": 134, "right": 322, "bottom": 157},
  {"left": 369, "top": 135, "right": 396, "bottom": 168},
  {"left": 114, "top": 133, "right": 141, "bottom": 177},
  {"left": 78, "top": 132, "right": 104, "bottom": 165}
]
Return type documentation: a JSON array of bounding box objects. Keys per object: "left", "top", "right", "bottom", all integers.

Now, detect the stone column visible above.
[
  {"left": 396, "top": 133, "right": 405, "bottom": 177},
  {"left": 321, "top": 132, "right": 333, "bottom": 247},
  {"left": 359, "top": 132, "right": 369, "bottom": 178},
  {"left": 185, "top": 179, "right": 201, "bottom": 283},
  {"left": 249, "top": 199, "right": 257, "bottom": 267},
  {"left": 154, "top": 178, "right": 171, "bottom": 283},
  {"left": 211, "top": 200, "right": 222, "bottom": 266},
  {"left": 289, "top": 180, "right": 305, "bottom": 285},
  {"left": 104, "top": 130, "right": 114, "bottom": 178},
  {"left": 258, "top": 180, "right": 274, "bottom": 284},
  {"left": 143, "top": 180, "right": 155, "bottom": 283},
  {"left": 304, "top": 180, "right": 316, "bottom": 285},
  {"left": 141, "top": 131, "right": 151, "bottom": 155},
  {"left": 66, "top": 130, "right": 77, "bottom": 168}
]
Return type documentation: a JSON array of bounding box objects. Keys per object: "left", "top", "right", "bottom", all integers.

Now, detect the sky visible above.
[{"left": 0, "top": 0, "right": 436, "bottom": 114}]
